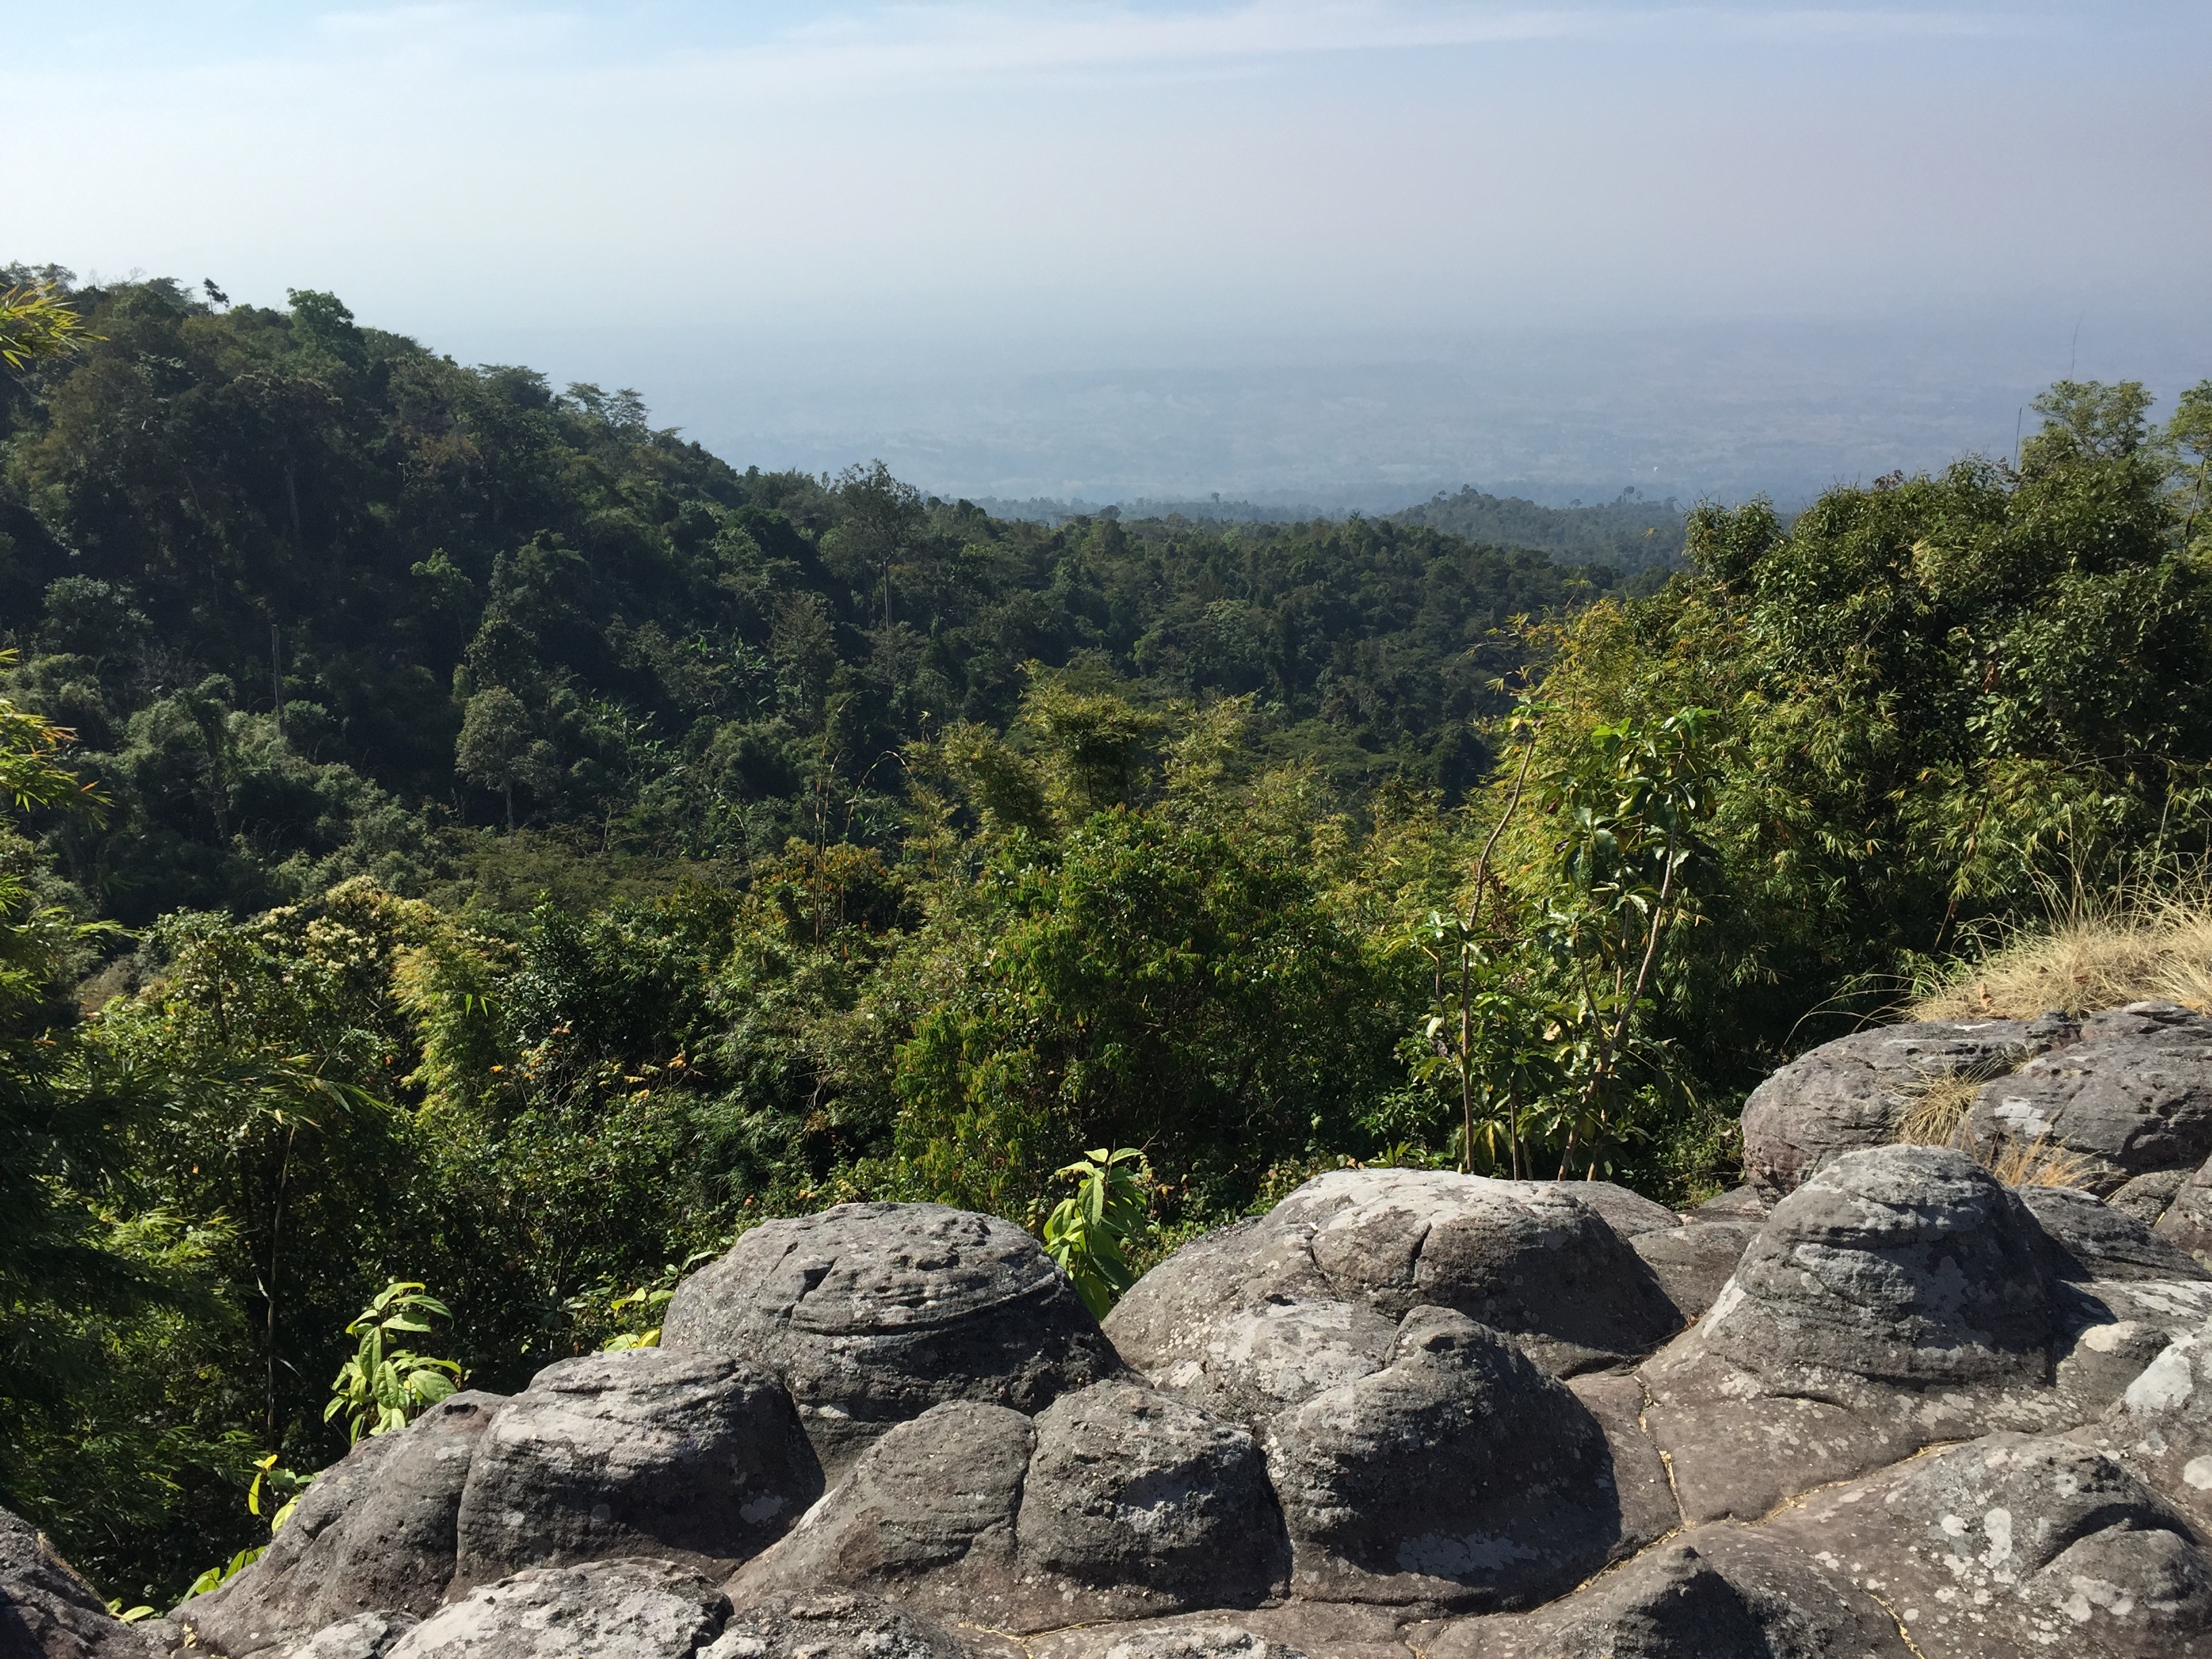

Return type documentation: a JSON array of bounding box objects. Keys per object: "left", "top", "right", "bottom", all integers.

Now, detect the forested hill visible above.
[
  {"left": 1391, "top": 485, "right": 1687, "bottom": 571},
  {"left": 0, "top": 275, "right": 1647, "bottom": 924},
  {"left": 975, "top": 489, "right": 1690, "bottom": 572}
]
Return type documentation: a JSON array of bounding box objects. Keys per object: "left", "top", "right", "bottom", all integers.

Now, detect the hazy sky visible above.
[{"left": 9, "top": 3, "right": 2209, "bottom": 501}]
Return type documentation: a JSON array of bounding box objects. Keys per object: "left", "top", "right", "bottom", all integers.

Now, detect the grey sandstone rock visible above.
[
  {"left": 1636, "top": 1146, "right": 2188, "bottom": 1522},
  {"left": 1029, "top": 1625, "right": 1311, "bottom": 1659},
  {"left": 452, "top": 1351, "right": 817, "bottom": 1593},
  {"left": 1561, "top": 1372, "right": 1681, "bottom": 1550},
  {"left": 1271, "top": 1171, "right": 1683, "bottom": 1370},
  {"left": 1763, "top": 1431, "right": 2212, "bottom": 1658},
  {"left": 1540, "top": 1181, "right": 1680, "bottom": 1238},
  {"left": 1262, "top": 1307, "right": 1618, "bottom": 1611},
  {"left": 1422, "top": 1529, "right": 1912, "bottom": 1659},
  {"left": 733, "top": 1385, "right": 1286, "bottom": 1633},
  {"left": 1701, "top": 1145, "right": 2059, "bottom": 1388},
  {"left": 1692, "top": 1184, "right": 1769, "bottom": 1221},
  {"left": 1110, "top": 1170, "right": 1681, "bottom": 1385},
  {"left": 277, "top": 1612, "right": 419, "bottom": 1659},
  {"left": 730, "top": 1406, "right": 1031, "bottom": 1628},
  {"left": 705, "top": 1591, "right": 975, "bottom": 1659},
  {"left": 1627, "top": 1220, "right": 1759, "bottom": 1322},
  {"left": 1138, "top": 1298, "right": 1397, "bottom": 1431},
  {"left": 661, "top": 1204, "right": 1121, "bottom": 1473},
  {"left": 186, "top": 1391, "right": 502, "bottom": 1656},
  {"left": 2159, "top": 1151, "right": 2212, "bottom": 1261},
  {"left": 2015, "top": 1181, "right": 2210, "bottom": 1282},
  {"left": 1026, "top": 1605, "right": 1408, "bottom": 1659},
  {"left": 386, "top": 1559, "right": 726, "bottom": 1659},
  {"left": 1103, "top": 1221, "right": 1334, "bottom": 1380},
  {"left": 725, "top": 1401, "right": 1032, "bottom": 1624},
  {"left": 1018, "top": 1381, "right": 1286, "bottom": 1614},
  {"left": 0, "top": 1504, "right": 156, "bottom": 1659},
  {"left": 1969, "top": 1002, "right": 2212, "bottom": 1194},
  {"left": 1094, "top": 1630, "right": 1305, "bottom": 1659},
  {"left": 2112, "top": 1166, "right": 2192, "bottom": 1227},
  {"left": 2072, "top": 1317, "right": 2212, "bottom": 1534},
  {"left": 1740, "top": 1014, "right": 2072, "bottom": 1194}
]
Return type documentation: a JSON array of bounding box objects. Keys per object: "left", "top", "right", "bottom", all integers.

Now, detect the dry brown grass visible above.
[
  {"left": 1910, "top": 863, "right": 2212, "bottom": 1023},
  {"left": 1988, "top": 1134, "right": 2100, "bottom": 1189},
  {"left": 1895, "top": 1073, "right": 1984, "bottom": 1148}
]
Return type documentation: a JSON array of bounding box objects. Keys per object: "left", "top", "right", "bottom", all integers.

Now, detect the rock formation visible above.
[{"left": 18, "top": 1003, "right": 2212, "bottom": 1658}]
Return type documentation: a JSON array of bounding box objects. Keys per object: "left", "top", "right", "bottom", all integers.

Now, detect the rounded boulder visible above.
[
  {"left": 1739, "top": 1015, "right": 2070, "bottom": 1194},
  {"left": 661, "top": 1202, "right": 1122, "bottom": 1472},
  {"left": 1261, "top": 1307, "right": 1618, "bottom": 1610},
  {"left": 1700, "top": 1144, "right": 2060, "bottom": 1387},
  {"left": 1111, "top": 1170, "right": 1681, "bottom": 1383},
  {"left": 452, "top": 1349, "right": 817, "bottom": 1591},
  {"left": 1019, "top": 1380, "right": 1288, "bottom": 1611}
]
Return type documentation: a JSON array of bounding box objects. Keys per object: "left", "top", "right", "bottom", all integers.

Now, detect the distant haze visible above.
[
  {"left": 9, "top": 2, "right": 2209, "bottom": 506},
  {"left": 449, "top": 307, "right": 2212, "bottom": 510}
]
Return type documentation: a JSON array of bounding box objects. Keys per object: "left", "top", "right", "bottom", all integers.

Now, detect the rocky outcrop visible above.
[
  {"left": 1762, "top": 1431, "right": 2212, "bottom": 1658},
  {"left": 2073, "top": 1316, "right": 2212, "bottom": 1535},
  {"left": 1624, "top": 1218, "right": 1761, "bottom": 1320},
  {"left": 660, "top": 1202, "right": 1122, "bottom": 1473},
  {"left": 2016, "top": 1181, "right": 2209, "bottom": 1281},
  {"left": 1420, "top": 1530, "right": 1914, "bottom": 1659},
  {"left": 0, "top": 1506, "right": 157, "bottom": 1659},
  {"left": 186, "top": 1392, "right": 501, "bottom": 1657},
  {"left": 707, "top": 1591, "right": 977, "bottom": 1659},
  {"left": 1262, "top": 1309, "right": 1623, "bottom": 1612},
  {"left": 1967, "top": 1003, "right": 2212, "bottom": 1194},
  {"left": 386, "top": 1559, "right": 726, "bottom": 1659},
  {"left": 1740, "top": 1013, "right": 2074, "bottom": 1193},
  {"left": 1020, "top": 1382, "right": 1286, "bottom": 1615},
  {"left": 278, "top": 1612, "right": 418, "bottom": 1659},
  {"left": 450, "top": 1350, "right": 817, "bottom": 1591},
  {"left": 2160, "top": 1153, "right": 2212, "bottom": 1259},
  {"left": 728, "top": 1383, "right": 1285, "bottom": 1633},
  {"left": 722, "top": 1401, "right": 1032, "bottom": 1621},
  {"left": 1120, "top": 1298, "right": 1398, "bottom": 1433},
  {"left": 1639, "top": 1145, "right": 2212, "bottom": 1523},
  {"left": 28, "top": 1034, "right": 2212, "bottom": 1659},
  {"left": 2115, "top": 1165, "right": 2194, "bottom": 1227},
  {"left": 1107, "top": 1170, "right": 1681, "bottom": 1384}
]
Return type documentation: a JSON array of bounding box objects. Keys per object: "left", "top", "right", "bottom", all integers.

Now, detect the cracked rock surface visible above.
[
  {"left": 450, "top": 1350, "right": 817, "bottom": 1592},
  {"left": 1967, "top": 1004, "right": 2212, "bottom": 1194},
  {"left": 1763, "top": 1431, "right": 2212, "bottom": 1658},
  {"left": 1107, "top": 1169, "right": 1681, "bottom": 1383},
  {"left": 1740, "top": 1014, "right": 2076, "bottom": 1194},
  {"left": 660, "top": 1202, "right": 1123, "bottom": 1474},
  {"left": 1638, "top": 1145, "right": 2212, "bottom": 1524}
]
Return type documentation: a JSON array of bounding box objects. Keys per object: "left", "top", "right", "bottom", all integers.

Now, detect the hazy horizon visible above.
[
  {"left": 440, "top": 303, "right": 2211, "bottom": 510},
  {"left": 9, "top": 1, "right": 2208, "bottom": 506}
]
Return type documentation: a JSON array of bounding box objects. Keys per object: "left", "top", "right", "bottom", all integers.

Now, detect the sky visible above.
[{"left": 7, "top": 2, "right": 2209, "bottom": 504}]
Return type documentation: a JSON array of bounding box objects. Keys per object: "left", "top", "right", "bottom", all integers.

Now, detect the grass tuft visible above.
[
  {"left": 1910, "top": 861, "right": 2212, "bottom": 1022},
  {"left": 1895, "top": 1073, "right": 1982, "bottom": 1148},
  {"left": 1988, "top": 1134, "right": 2099, "bottom": 1189}
]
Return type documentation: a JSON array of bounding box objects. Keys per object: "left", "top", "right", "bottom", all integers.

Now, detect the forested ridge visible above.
[
  {"left": 0, "top": 274, "right": 1651, "bottom": 925},
  {"left": 6, "top": 272, "right": 2212, "bottom": 1610}
]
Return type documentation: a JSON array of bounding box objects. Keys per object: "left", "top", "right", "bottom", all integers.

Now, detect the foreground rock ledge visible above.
[{"left": 20, "top": 1122, "right": 2212, "bottom": 1658}]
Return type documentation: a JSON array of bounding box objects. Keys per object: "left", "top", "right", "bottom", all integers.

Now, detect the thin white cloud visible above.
[{"left": 226, "top": 2, "right": 2049, "bottom": 87}]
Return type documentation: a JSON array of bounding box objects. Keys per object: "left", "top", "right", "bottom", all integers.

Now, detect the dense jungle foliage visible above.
[{"left": 4, "top": 271, "right": 2211, "bottom": 1607}]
